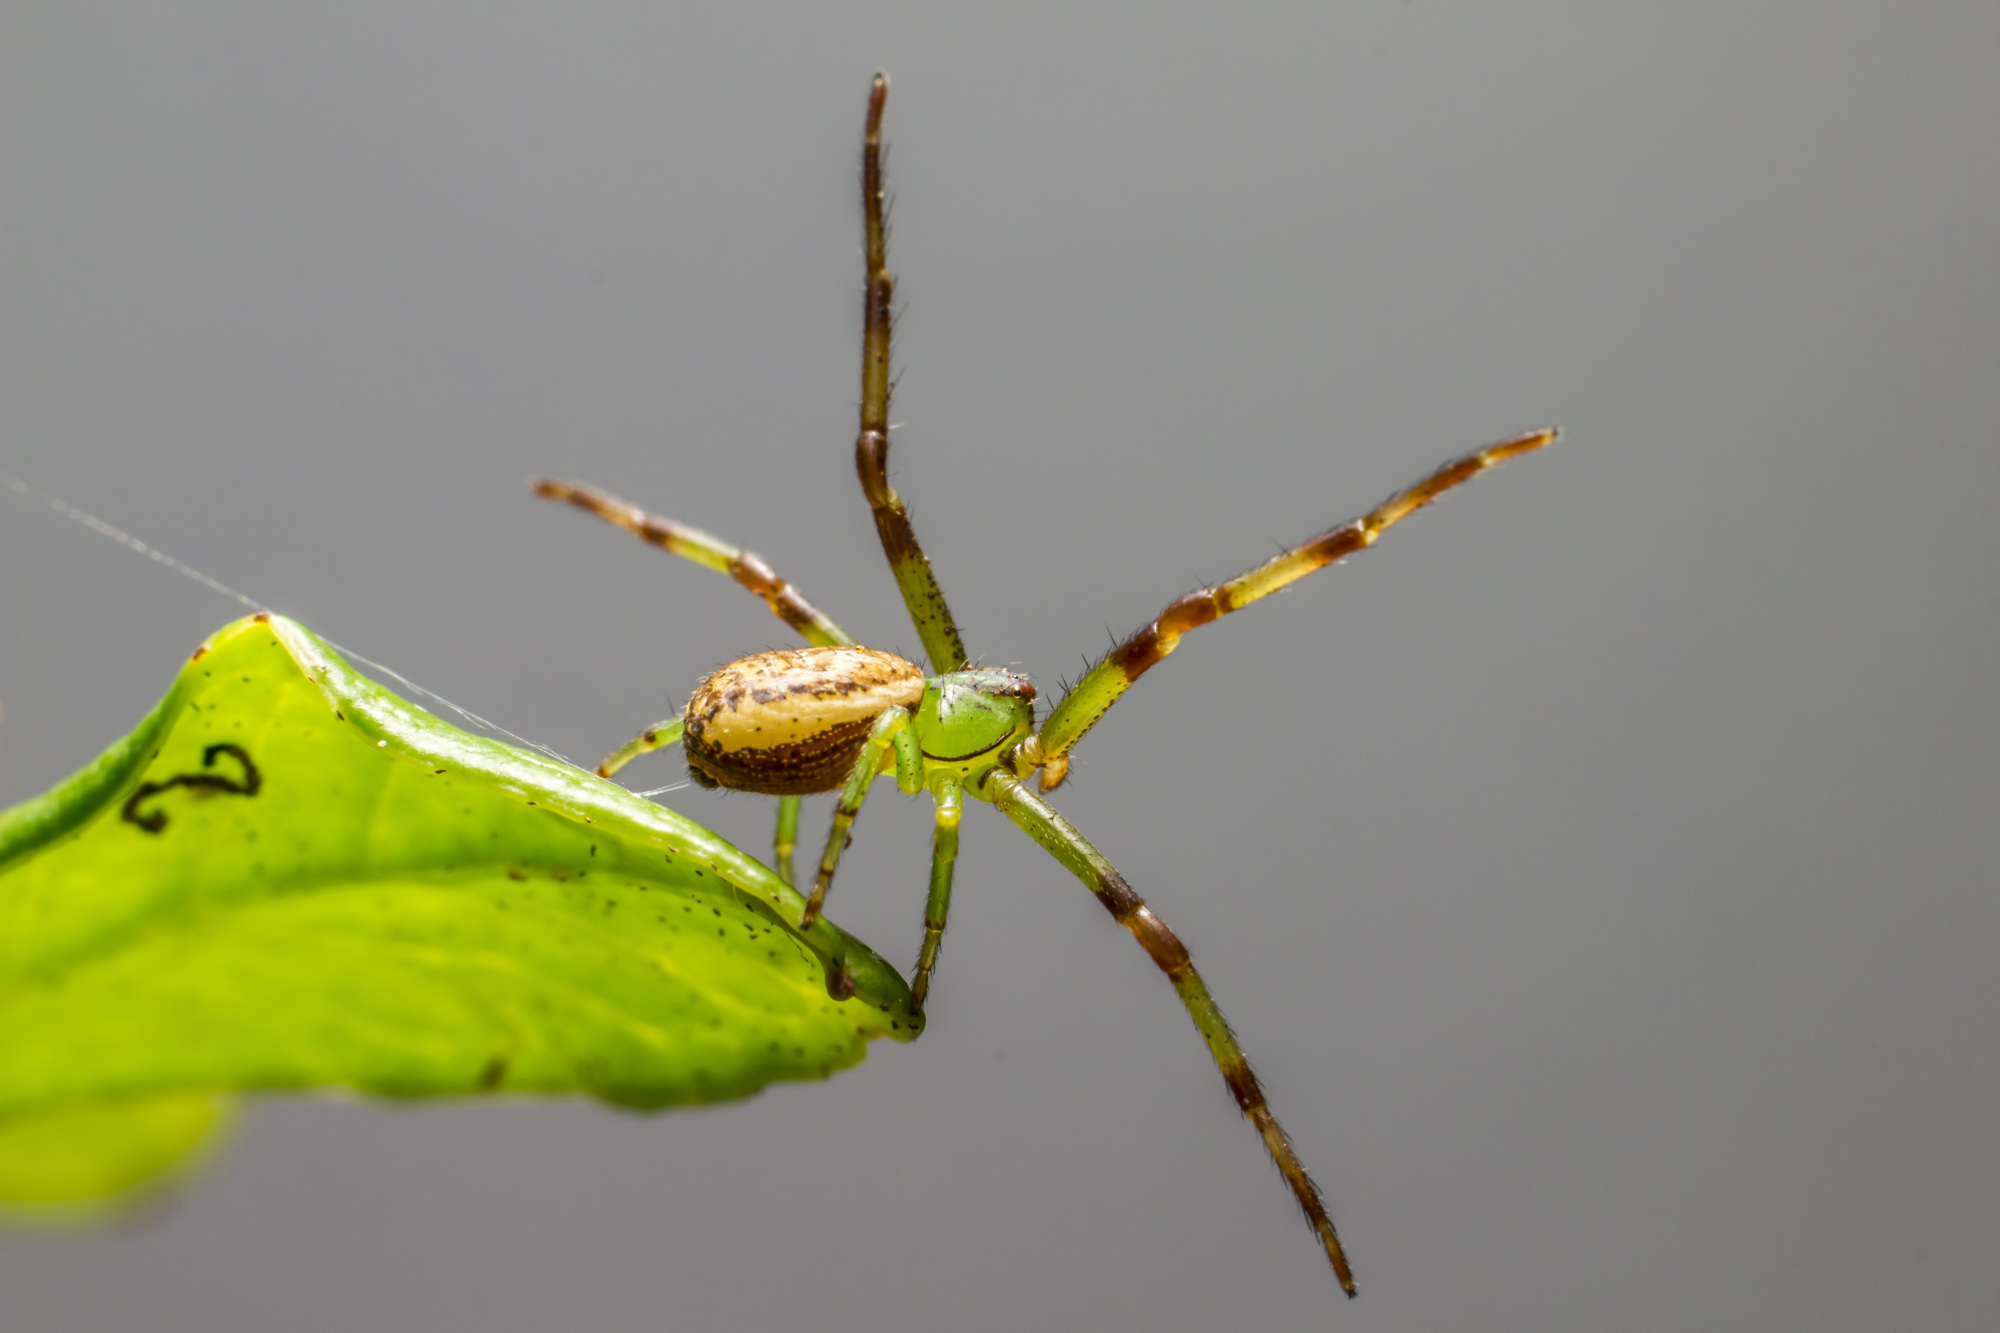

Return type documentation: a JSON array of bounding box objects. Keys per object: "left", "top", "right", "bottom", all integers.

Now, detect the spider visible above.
[{"left": 532, "top": 73, "right": 1558, "bottom": 1299}]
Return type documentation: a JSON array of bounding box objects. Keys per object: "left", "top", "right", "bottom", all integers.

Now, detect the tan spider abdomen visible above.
[{"left": 682, "top": 646, "right": 925, "bottom": 796}]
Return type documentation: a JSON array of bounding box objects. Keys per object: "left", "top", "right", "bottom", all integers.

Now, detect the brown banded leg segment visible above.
[
  {"left": 596, "top": 718, "right": 684, "bottom": 779},
  {"left": 531, "top": 479, "right": 855, "bottom": 649},
  {"left": 1022, "top": 427, "right": 1560, "bottom": 788},
  {"left": 910, "top": 779, "right": 962, "bottom": 1013},
  {"left": 983, "top": 771, "right": 1357, "bottom": 1296},
  {"left": 853, "top": 74, "right": 968, "bottom": 673},
  {"left": 802, "top": 705, "right": 920, "bottom": 928}
]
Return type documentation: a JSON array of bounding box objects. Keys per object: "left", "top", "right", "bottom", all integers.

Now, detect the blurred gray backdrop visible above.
[{"left": 2, "top": 4, "right": 1996, "bottom": 1331}]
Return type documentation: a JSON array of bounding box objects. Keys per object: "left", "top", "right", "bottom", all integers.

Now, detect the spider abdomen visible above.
[{"left": 682, "top": 646, "right": 925, "bottom": 796}]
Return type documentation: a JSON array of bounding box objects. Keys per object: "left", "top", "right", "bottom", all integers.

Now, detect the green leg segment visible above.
[
  {"left": 982, "top": 770, "right": 1358, "bottom": 1297},
  {"left": 595, "top": 718, "right": 684, "bottom": 780},
  {"left": 910, "top": 779, "right": 962, "bottom": 1014},
  {"left": 802, "top": 707, "right": 918, "bottom": 928},
  {"left": 773, "top": 795, "right": 801, "bottom": 886}
]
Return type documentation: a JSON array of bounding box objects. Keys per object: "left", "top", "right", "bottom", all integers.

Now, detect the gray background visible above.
[{"left": 1, "top": 4, "right": 1995, "bottom": 1330}]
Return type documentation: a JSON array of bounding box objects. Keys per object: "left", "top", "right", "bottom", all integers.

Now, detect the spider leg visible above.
[
  {"left": 909, "top": 778, "right": 963, "bottom": 1014},
  {"left": 531, "top": 485, "right": 852, "bottom": 868},
  {"left": 594, "top": 718, "right": 684, "bottom": 779},
  {"left": 1021, "top": 427, "right": 1559, "bottom": 789},
  {"left": 594, "top": 717, "right": 807, "bottom": 881},
  {"left": 802, "top": 706, "right": 923, "bottom": 928},
  {"left": 983, "top": 769, "right": 1358, "bottom": 1297},
  {"left": 853, "top": 74, "right": 968, "bottom": 673},
  {"left": 772, "top": 794, "right": 801, "bottom": 887},
  {"left": 531, "top": 479, "right": 856, "bottom": 650}
]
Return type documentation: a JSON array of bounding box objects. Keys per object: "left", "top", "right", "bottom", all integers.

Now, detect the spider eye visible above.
[{"left": 964, "top": 668, "right": 1035, "bottom": 702}]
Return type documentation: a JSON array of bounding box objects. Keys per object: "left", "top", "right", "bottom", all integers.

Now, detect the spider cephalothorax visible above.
[{"left": 532, "top": 72, "right": 1560, "bottom": 1302}]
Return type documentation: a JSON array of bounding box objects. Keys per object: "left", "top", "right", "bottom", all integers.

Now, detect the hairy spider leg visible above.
[
  {"left": 981, "top": 770, "right": 1357, "bottom": 1296},
  {"left": 531, "top": 479, "right": 856, "bottom": 648},
  {"left": 853, "top": 74, "right": 967, "bottom": 675},
  {"left": 1020, "top": 427, "right": 1561, "bottom": 790},
  {"left": 802, "top": 705, "right": 924, "bottom": 927},
  {"left": 529, "top": 481, "right": 855, "bottom": 882},
  {"left": 910, "top": 777, "right": 963, "bottom": 1013}
]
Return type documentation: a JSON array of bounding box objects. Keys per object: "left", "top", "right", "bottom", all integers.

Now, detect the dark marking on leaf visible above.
[{"left": 120, "top": 743, "right": 262, "bottom": 834}]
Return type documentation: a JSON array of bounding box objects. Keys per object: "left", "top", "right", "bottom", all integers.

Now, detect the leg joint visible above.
[
  {"left": 1121, "top": 900, "right": 1193, "bottom": 977},
  {"left": 1222, "top": 1060, "right": 1268, "bottom": 1116},
  {"left": 855, "top": 431, "right": 893, "bottom": 505},
  {"left": 728, "top": 549, "right": 780, "bottom": 595},
  {"left": 1156, "top": 588, "right": 1224, "bottom": 637}
]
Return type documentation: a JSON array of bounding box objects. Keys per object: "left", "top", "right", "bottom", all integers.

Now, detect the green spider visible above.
[{"left": 533, "top": 74, "right": 1558, "bottom": 1299}]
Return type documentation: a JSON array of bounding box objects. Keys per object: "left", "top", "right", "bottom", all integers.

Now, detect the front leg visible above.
[
  {"left": 1022, "top": 426, "right": 1559, "bottom": 789},
  {"left": 851, "top": 75, "right": 967, "bottom": 674}
]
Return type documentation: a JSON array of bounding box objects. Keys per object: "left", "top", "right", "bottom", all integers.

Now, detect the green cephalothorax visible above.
[
  {"left": 532, "top": 72, "right": 1565, "bottom": 1302},
  {"left": 914, "top": 670, "right": 1037, "bottom": 777}
]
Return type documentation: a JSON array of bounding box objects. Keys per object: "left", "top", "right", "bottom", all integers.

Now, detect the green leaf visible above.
[
  {"left": 0, "top": 1093, "right": 233, "bottom": 1222},
  {"left": 0, "top": 614, "right": 918, "bottom": 1211}
]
